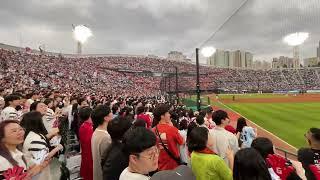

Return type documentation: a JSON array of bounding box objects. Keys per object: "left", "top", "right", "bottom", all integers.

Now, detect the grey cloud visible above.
[{"left": 0, "top": 0, "right": 319, "bottom": 64}]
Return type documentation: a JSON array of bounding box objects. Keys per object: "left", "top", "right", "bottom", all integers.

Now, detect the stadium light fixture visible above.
[
  {"left": 73, "top": 25, "right": 92, "bottom": 44},
  {"left": 283, "top": 32, "right": 309, "bottom": 46},
  {"left": 201, "top": 46, "right": 216, "bottom": 57}
]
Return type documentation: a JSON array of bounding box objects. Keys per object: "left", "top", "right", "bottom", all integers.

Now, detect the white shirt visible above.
[
  {"left": 119, "top": 167, "right": 150, "bottom": 180},
  {"left": 0, "top": 106, "right": 18, "bottom": 122},
  {"left": 178, "top": 130, "right": 189, "bottom": 163},
  {"left": 23, "top": 131, "right": 51, "bottom": 180},
  {"left": 42, "top": 108, "right": 55, "bottom": 132},
  {"left": 0, "top": 149, "right": 27, "bottom": 172},
  {"left": 209, "top": 127, "right": 239, "bottom": 166}
]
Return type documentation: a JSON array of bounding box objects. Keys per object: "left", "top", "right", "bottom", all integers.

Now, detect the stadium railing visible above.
[{"left": 275, "top": 147, "right": 297, "bottom": 160}]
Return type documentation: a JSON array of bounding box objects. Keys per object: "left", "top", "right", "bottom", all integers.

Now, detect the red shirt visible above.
[
  {"left": 153, "top": 123, "right": 184, "bottom": 170},
  {"left": 79, "top": 119, "right": 94, "bottom": 180},
  {"left": 136, "top": 114, "right": 152, "bottom": 128}
]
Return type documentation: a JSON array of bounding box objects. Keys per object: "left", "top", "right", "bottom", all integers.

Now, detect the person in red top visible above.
[
  {"left": 136, "top": 106, "right": 152, "bottom": 129},
  {"left": 78, "top": 107, "right": 93, "bottom": 180},
  {"left": 152, "top": 104, "right": 184, "bottom": 170}
]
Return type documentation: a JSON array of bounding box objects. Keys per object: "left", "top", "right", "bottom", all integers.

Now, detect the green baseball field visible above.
[{"left": 185, "top": 93, "right": 320, "bottom": 149}]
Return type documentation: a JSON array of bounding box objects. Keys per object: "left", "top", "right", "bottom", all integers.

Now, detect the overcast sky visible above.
[{"left": 1, "top": 0, "right": 320, "bottom": 64}]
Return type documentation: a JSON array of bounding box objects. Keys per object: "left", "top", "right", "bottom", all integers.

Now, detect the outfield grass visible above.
[{"left": 225, "top": 102, "right": 320, "bottom": 148}]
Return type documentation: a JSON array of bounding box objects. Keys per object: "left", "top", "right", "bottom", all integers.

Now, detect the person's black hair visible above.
[
  {"left": 251, "top": 137, "right": 274, "bottom": 159},
  {"left": 199, "top": 110, "right": 207, "bottom": 117},
  {"left": 133, "top": 119, "right": 146, "bottom": 128},
  {"left": 43, "top": 98, "right": 54, "bottom": 106},
  {"left": 206, "top": 106, "right": 213, "bottom": 114},
  {"left": 187, "top": 109, "right": 194, "bottom": 118},
  {"left": 212, "top": 110, "right": 228, "bottom": 125},
  {"left": 187, "top": 122, "right": 198, "bottom": 140},
  {"left": 122, "top": 127, "right": 156, "bottom": 155},
  {"left": 310, "top": 127, "right": 320, "bottom": 142},
  {"left": 30, "top": 101, "right": 41, "bottom": 112},
  {"left": 153, "top": 104, "right": 169, "bottom": 126},
  {"left": 20, "top": 111, "right": 48, "bottom": 139},
  {"left": 233, "top": 148, "right": 272, "bottom": 180},
  {"left": 179, "top": 119, "right": 188, "bottom": 130},
  {"left": 4, "top": 94, "right": 20, "bottom": 107},
  {"left": 187, "top": 127, "right": 208, "bottom": 152},
  {"left": 112, "top": 104, "right": 119, "bottom": 115},
  {"left": 196, "top": 115, "right": 205, "bottom": 125},
  {"left": 107, "top": 116, "right": 132, "bottom": 141},
  {"left": 91, "top": 105, "right": 111, "bottom": 130},
  {"left": 78, "top": 107, "right": 92, "bottom": 123},
  {"left": 236, "top": 117, "right": 247, "bottom": 133},
  {"left": 136, "top": 106, "right": 145, "bottom": 115}
]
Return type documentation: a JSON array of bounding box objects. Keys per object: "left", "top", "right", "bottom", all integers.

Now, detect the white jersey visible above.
[{"left": 0, "top": 106, "right": 18, "bottom": 121}]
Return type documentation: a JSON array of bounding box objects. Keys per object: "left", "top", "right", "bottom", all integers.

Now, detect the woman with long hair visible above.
[
  {"left": 233, "top": 148, "right": 272, "bottom": 180},
  {"left": 236, "top": 117, "right": 256, "bottom": 148},
  {"left": 20, "top": 111, "right": 58, "bottom": 180},
  {"left": 0, "top": 120, "right": 48, "bottom": 179}
]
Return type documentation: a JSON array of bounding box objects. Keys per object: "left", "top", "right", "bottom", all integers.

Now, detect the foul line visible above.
[{"left": 216, "top": 100, "right": 298, "bottom": 151}]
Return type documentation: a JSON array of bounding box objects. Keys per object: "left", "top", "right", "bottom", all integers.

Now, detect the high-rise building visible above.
[
  {"left": 234, "top": 50, "right": 242, "bottom": 67},
  {"left": 317, "top": 41, "right": 320, "bottom": 58},
  {"left": 229, "top": 51, "right": 235, "bottom": 68},
  {"left": 304, "top": 57, "right": 320, "bottom": 67},
  {"left": 207, "top": 49, "right": 228, "bottom": 67},
  {"left": 272, "top": 56, "right": 299, "bottom": 68},
  {"left": 245, "top": 52, "right": 253, "bottom": 68},
  {"left": 207, "top": 49, "right": 253, "bottom": 68}
]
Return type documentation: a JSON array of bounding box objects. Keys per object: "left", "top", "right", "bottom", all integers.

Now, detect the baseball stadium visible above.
[{"left": 1, "top": 0, "right": 320, "bottom": 179}]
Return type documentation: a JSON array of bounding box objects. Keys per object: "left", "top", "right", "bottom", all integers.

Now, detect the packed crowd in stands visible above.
[
  {"left": 0, "top": 48, "right": 320, "bottom": 180},
  {"left": 2, "top": 49, "right": 320, "bottom": 98}
]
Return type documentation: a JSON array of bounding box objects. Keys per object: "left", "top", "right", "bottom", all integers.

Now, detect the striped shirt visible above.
[
  {"left": 43, "top": 108, "right": 55, "bottom": 132},
  {"left": 23, "top": 131, "right": 51, "bottom": 180},
  {"left": 0, "top": 107, "right": 18, "bottom": 122}
]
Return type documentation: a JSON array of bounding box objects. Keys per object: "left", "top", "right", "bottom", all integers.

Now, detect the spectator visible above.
[
  {"left": 153, "top": 104, "right": 184, "bottom": 170},
  {"left": 133, "top": 119, "right": 147, "bottom": 128},
  {"left": 91, "top": 105, "right": 113, "bottom": 180},
  {"left": 233, "top": 148, "right": 272, "bottom": 180},
  {"left": 112, "top": 104, "right": 120, "bottom": 119},
  {"left": 236, "top": 117, "right": 257, "bottom": 148},
  {"left": 102, "top": 116, "right": 132, "bottom": 180},
  {"left": 210, "top": 110, "right": 239, "bottom": 166},
  {"left": 196, "top": 115, "right": 206, "bottom": 128},
  {"left": 0, "top": 120, "right": 50, "bottom": 179},
  {"left": 178, "top": 119, "right": 189, "bottom": 164},
  {"left": 204, "top": 106, "right": 215, "bottom": 129},
  {"left": 25, "top": 91, "right": 40, "bottom": 111},
  {"left": 187, "top": 127, "right": 233, "bottom": 180},
  {"left": 78, "top": 107, "right": 93, "bottom": 180},
  {"left": 298, "top": 128, "right": 320, "bottom": 180},
  {"left": 0, "top": 120, "right": 27, "bottom": 178},
  {"left": 42, "top": 98, "right": 55, "bottom": 132},
  {"left": 252, "top": 137, "right": 305, "bottom": 180},
  {"left": 0, "top": 94, "right": 20, "bottom": 121},
  {"left": 30, "top": 101, "right": 48, "bottom": 115},
  {"left": 20, "top": 111, "right": 58, "bottom": 180},
  {"left": 136, "top": 106, "right": 152, "bottom": 129},
  {"left": 120, "top": 127, "right": 159, "bottom": 180}
]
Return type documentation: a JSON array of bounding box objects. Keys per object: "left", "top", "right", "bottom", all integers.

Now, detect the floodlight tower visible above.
[
  {"left": 72, "top": 25, "right": 93, "bottom": 54},
  {"left": 283, "top": 32, "right": 309, "bottom": 68},
  {"left": 195, "top": 46, "right": 216, "bottom": 110}
]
